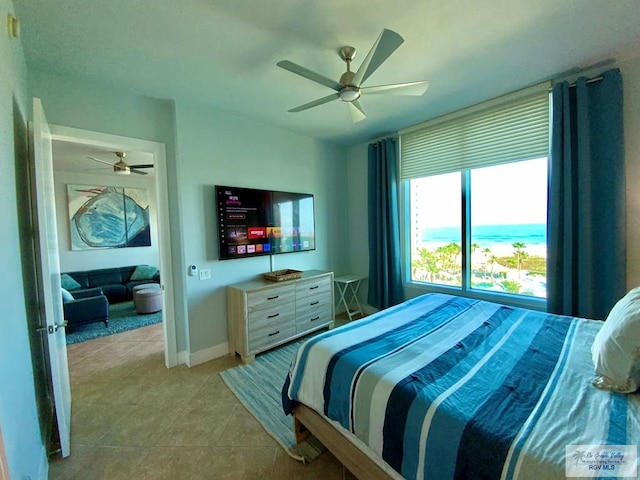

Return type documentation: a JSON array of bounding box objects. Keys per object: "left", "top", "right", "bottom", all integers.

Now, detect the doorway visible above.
[{"left": 48, "top": 125, "right": 178, "bottom": 367}]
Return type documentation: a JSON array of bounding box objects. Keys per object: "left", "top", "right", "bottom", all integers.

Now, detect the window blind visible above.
[{"left": 400, "top": 86, "right": 550, "bottom": 179}]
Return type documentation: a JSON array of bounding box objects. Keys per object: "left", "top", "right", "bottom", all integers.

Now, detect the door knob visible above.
[{"left": 36, "top": 320, "right": 68, "bottom": 334}]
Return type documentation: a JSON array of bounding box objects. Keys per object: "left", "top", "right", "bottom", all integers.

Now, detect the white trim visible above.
[
  {"left": 177, "top": 350, "right": 189, "bottom": 366},
  {"left": 47, "top": 125, "right": 180, "bottom": 367},
  {"left": 186, "top": 342, "right": 230, "bottom": 367}
]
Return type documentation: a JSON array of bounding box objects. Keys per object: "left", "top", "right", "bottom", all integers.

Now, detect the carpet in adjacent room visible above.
[
  {"left": 65, "top": 301, "right": 162, "bottom": 345},
  {"left": 220, "top": 336, "right": 327, "bottom": 463}
]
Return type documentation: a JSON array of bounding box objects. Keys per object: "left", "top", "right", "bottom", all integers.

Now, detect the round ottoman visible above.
[
  {"left": 132, "top": 283, "right": 160, "bottom": 297},
  {"left": 134, "top": 287, "right": 162, "bottom": 314}
]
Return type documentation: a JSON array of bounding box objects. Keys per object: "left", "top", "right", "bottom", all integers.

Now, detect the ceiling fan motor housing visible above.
[{"left": 339, "top": 70, "right": 360, "bottom": 102}]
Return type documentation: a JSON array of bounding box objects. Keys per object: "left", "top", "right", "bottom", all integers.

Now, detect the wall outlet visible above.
[{"left": 199, "top": 268, "right": 211, "bottom": 280}]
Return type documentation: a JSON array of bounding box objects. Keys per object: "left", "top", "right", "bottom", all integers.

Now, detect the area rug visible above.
[
  {"left": 65, "top": 301, "right": 162, "bottom": 345},
  {"left": 220, "top": 337, "right": 326, "bottom": 463}
]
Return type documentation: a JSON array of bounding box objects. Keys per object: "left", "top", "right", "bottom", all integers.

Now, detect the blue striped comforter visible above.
[{"left": 283, "top": 293, "right": 640, "bottom": 480}]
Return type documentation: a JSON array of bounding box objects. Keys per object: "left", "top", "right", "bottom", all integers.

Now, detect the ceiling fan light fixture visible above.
[
  {"left": 114, "top": 162, "right": 130, "bottom": 175},
  {"left": 339, "top": 86, "right": 361, "bottom": 102}
]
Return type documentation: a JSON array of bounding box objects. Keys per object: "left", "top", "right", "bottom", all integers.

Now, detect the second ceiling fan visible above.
[
  {"left": 87, "top": 151, "right": 153, "bottom": 175},
  {"left": 277, "top": 29, "right": 429, "bottom": 122}
]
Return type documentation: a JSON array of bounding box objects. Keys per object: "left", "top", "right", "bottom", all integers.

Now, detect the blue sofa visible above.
[
  {"left": 63, "top": 287, "right": 109, "bottom": 328},
  {"left": 61, "top": 265, "right": 160, "bottom": 304}
]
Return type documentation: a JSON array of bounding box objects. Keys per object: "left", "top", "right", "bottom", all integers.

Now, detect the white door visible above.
[{"left": 31, "top": 98, "right": 71, "bottom": 457}]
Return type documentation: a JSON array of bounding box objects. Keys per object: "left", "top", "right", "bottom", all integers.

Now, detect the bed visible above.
[{"left": 282, "top": 293, "right": 640, "bottom": 480}]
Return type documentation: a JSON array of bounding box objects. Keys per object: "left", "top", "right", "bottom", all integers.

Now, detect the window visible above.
[
  {"left": 400, "top": 84, "right": 550, "bottom": 303},
  {"left": 408, "top": 158, "right": 547, "bottom": 298}
]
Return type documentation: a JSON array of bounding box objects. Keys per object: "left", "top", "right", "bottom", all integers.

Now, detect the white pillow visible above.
[
  {"left": 591, "top": 286, "right": 640, "bottom": 393},
  {"left": 61, "top": 288, "right": 75, "bottom": 303}
]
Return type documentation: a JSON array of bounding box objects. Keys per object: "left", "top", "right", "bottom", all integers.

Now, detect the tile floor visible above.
[{"left": 49, "top": 321, "right": 356, "bottom": 479}]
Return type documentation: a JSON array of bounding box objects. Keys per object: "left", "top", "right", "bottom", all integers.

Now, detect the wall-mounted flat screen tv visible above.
[{"left": 215, "top": 185, "right": 316, "bottom": 260}]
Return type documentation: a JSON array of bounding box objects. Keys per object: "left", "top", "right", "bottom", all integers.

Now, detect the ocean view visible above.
[
  {"left": 421, "top": 223, "right": 546, "bottom": 256},
  {"left": 412, "top": 223, "right": 547, "bottom": 297}
]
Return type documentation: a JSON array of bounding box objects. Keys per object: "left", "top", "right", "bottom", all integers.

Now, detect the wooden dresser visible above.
[{"left": 227, "top": 270, "right": 334, "bottom": 363}]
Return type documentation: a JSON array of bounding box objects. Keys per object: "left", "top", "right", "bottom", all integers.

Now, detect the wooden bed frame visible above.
[{"left": 293, "top": 404, "right": 396, "bottom": 480}]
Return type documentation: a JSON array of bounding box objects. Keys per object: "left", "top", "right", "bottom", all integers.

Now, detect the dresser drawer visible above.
[
  {"left": 295, "top": 275, "right": 332, "bottom": 302},
  {"left": 248, "top": 302, "right": 295, "bottom": 333},
  {"left": 246, "top": 286, "right": 295, "bottom": 312},
  {"left": 296, "top": 301, "right": 332, "bottom": 333},
  {"left": 296, "top": 292, "right": 331, "bottom": 319},
  {"left": 248, "top": 318, "right": 296, "bottom": 353}
]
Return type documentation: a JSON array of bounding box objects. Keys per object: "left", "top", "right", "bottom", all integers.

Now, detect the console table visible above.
[{"left": 227, "top": 270, "right": 334, "bottom": 363}]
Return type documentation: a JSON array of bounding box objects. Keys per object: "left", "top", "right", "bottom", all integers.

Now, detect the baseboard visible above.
[
  {"left": 177, "top": 350, "right": 188, "bottom": 366},
  {"left": 186, "top": 342, "right": 230, "bottom": 367}
]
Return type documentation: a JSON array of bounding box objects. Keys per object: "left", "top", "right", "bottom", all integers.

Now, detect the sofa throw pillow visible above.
[
  {"left": 61, "top": 288, "right": 74, "bottom": 303},
  {"left": 61, "top": 273, "right": 81, "bottom": 290},
  {"left": 130, "top": 265, "right": 158, "bottom": 281},
  {"left": 591, "top": 286, "right": 640, "bottom": 393}
]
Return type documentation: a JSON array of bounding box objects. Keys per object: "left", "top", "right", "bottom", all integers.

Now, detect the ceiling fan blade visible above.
[
  {"left": 348, "top": 100, "right": 367, "bottom": 123},
  {"left": 277, "top": 60, "right": 343, "bottom": 91},
  {"left": 289, "top": 93, "right": 339, "bottom": 112},
  {"left": 130, "top": 168, "right": 148, "bottom": 176},
  {"left": 362, "top": 80, "right": 429, "bottom": 96},
  {"left": 352, "top": 29, "right": 404, "bottom": 87},
  {"left": 87, "top": 156, "right": 114, "bottom": 167},
  {"left": 129, "top": 164, "right": 154, "bottom": 169}
]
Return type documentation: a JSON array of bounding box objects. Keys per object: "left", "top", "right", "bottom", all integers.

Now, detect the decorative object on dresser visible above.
[
  {"left": 227, "top": 270, "right": 334, "bottom": 363},
  {"left": 263, "top": 269, "right": 303, "bottom": 282}
]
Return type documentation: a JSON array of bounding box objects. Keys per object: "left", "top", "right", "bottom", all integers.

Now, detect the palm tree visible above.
[
  {"left": 488, "top": 255, "right": 497, "bottom": 281},
  {"left": 482, "top": 247, "right": 492, "bottom": 279},
  {"left": 501, "top": 280, "right": 521, "bottom": 294},
  {"left": 512, "top": 242, "right": 528, "bottom": 281},
  {"left": 412, "top": 248, "right": 440, "bottom": 282}
]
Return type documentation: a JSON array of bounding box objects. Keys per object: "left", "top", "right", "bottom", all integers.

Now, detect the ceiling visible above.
[{"left": 14, "top": 0, "right": 640, "bottom": 149}]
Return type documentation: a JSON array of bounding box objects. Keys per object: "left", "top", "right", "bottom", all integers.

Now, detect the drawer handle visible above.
[
  {"left": 267, "top": 313, "right": 280, "bottom": 319},
  {"left": 267, "top": 295, "right": 279, "bottom": 300},
  {"left": 310, "top": 301, "right": 319, "bottom": 306},
  {"left": 310, "top": 316, "right": 320, "bottom": 322},
  {"left": 268, "top": 330, "right": 280, "bottom": 337},
  {"left": 309, "top": 285, "right": 319, "bottom": 290}
]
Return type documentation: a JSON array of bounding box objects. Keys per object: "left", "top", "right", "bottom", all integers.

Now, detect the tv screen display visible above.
[{"left": 216, "top": 185, "right": 315, "bottom": 260}]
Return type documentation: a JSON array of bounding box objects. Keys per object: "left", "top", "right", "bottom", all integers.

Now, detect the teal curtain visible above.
[
  {"left": 548, "top": 68, "right": 626, "bottom": 319},
  {"left": 368, "top": 138, "right": 403, "bottom": 309}
]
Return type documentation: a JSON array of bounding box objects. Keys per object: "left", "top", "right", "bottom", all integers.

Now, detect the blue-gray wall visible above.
[
  {"left": 0, "top": 0, "right": 49, "bottom": 477},
  {"left": 28, "top": 70, "right": 349, "bottom": 362},
  {"left": 173, "top": 99, "right": 347, "bottom": 356}
]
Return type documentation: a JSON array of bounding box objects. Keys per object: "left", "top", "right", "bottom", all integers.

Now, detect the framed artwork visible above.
[{"left": 67, "top": 184, "right": 151, "bottom": 250}]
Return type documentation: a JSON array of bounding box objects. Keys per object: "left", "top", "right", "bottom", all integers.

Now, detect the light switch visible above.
[{"left": 199, "top": 268, "right": 211, "bottom": 280}]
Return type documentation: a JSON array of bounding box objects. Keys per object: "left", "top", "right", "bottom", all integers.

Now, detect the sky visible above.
[{"left": 411, "top": 157, "right": 548, "bottom": 227}]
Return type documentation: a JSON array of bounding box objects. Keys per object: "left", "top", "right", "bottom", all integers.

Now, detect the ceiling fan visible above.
[
  {"left": 87, "top": 151, "right": 153, "bottom": 176},
  {"left": 277, "top": 29, "right": 429, "bottom": 123}
]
